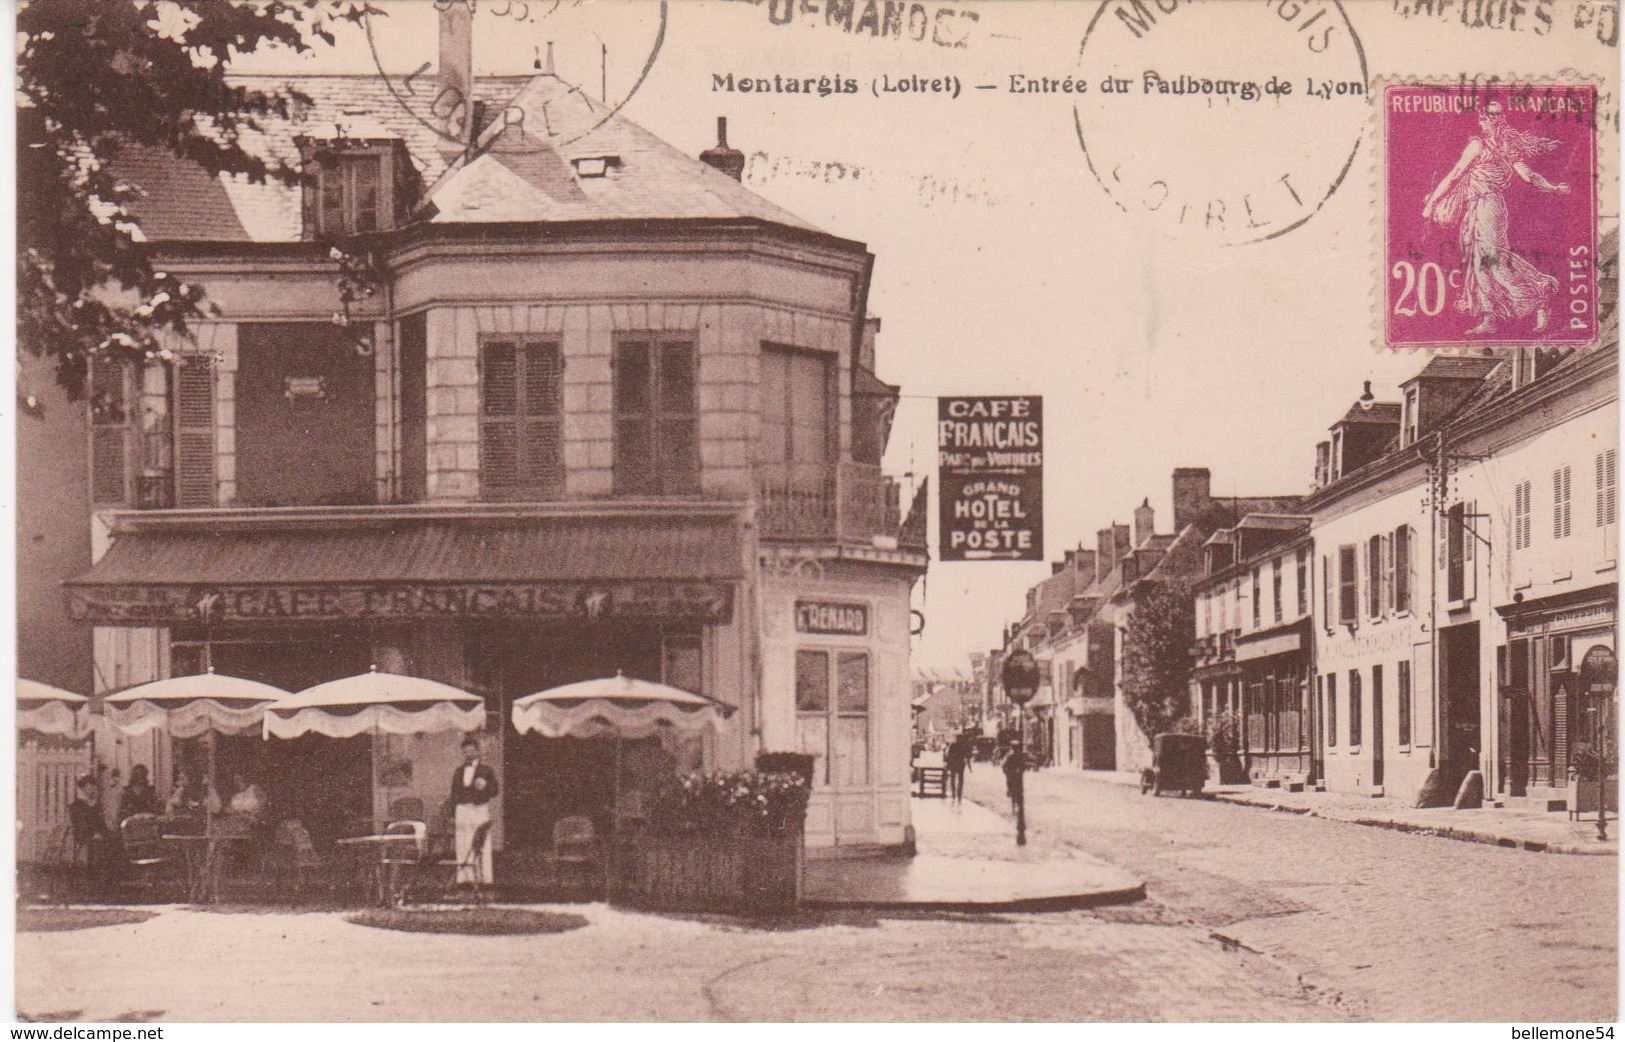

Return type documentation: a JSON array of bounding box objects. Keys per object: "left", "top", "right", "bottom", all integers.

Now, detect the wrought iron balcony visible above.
[{"left": 757, "top": 462, "right": 916, "bottom": 548}]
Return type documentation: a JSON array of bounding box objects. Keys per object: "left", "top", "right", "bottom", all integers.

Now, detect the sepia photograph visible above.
[{"left": 8, "top": 0, "right": 1621, "bottom": 1027}]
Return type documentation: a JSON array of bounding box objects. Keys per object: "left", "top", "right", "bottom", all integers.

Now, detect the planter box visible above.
[
  {"left": 1568, "top": 775, "right": 1619, "bottom": 817},
  {"left": 610, "top": 831, "right": 804, "bottom": 914}
]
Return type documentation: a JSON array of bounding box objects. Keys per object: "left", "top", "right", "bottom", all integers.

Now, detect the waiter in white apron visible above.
[{"left": 450, "top": 735, "right": 498, "bottom": 885}]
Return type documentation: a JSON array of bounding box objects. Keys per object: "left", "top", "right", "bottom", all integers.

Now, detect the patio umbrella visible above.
[
  {"left": 17, "top": 678, "right": 89, "bottom": 739},
  {"left": 104, "top": 669, "right": 286, "bottom": 739},
  {"left": 263, "top": 668, "right": 484, "bottom": 739},
  {"left": 511, "top": 673, "right": 736, "bottom": 823},
  {"left": 510, "top": 672, "right": 735, "bottom": 741}
]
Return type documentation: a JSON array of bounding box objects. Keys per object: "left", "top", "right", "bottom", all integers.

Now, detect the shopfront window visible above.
[{"left": 795, "top": 649, "right": 871, "bottom": 787}]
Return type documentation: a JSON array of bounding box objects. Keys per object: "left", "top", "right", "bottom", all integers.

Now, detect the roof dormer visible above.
[{"left": 1397, "top": 355, "right": 1501, "bottom": 447}]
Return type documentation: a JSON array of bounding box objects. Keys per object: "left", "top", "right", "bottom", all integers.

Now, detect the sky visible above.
[{"left": 228, "top": 0, "right": 1620, "bottom": 671}]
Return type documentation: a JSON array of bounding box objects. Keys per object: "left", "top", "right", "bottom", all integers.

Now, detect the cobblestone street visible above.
[
  {"left": 17, "top": 897, "right": 1333, "bottom": 1022},
  {"left": 964, "top": 768, "right": 1618, "bottom": 1022}
]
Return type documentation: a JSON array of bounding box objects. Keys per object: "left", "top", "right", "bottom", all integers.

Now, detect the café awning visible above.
[
  {"left": 64, "top": 515, "right": 742, "bottom": 625},
  {"left": 104, "top": 671, "right": 287, "bottom": 738},
  {"left": 264, "top": 669, "right": 484, "bottom": 739},
  {"left": 17, "top": 679, "right": 89, "bottom": 738}
]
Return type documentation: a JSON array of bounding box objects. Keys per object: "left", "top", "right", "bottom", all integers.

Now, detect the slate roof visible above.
[{"left": 110, "top": 72, "right": 826, "bottom": 243}]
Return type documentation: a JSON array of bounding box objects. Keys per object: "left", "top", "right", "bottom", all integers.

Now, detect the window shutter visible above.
[
  {"left": 1394, "top": 526, "right": 1411, "bottom": 613},
  {"left": 1597, "top": 450, "right": 1617, "bottom": 527},
  {"left": 1462, "top": 499, "right": 1476, "bottom": 601},
  {"left": 481, "top": 341, "right": 520, "bottom": 491},
  {"left": 1554, "top": 466, "right": 1572, "bottom": 539},
  {"left": 172, "top": 358, "right": 216, "bottom": 508},
  {"left": 519, "top": 342, "right": 562, "bottom": 493},
  {"left": 614, "top": 341, "right": 653, "bottom": 494}
]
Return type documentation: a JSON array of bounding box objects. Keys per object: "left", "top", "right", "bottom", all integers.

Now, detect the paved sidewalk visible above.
[
  {"left": 803, "top": 796, "right": 1145, "bottom": 911},
  {"left": 1077, "top": 769, "right": 1618, "bottom": 855}
]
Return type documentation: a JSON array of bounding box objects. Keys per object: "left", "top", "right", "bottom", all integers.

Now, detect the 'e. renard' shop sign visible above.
[{"left": 937, "top": 396, "right": 1043, "bottom": 562}]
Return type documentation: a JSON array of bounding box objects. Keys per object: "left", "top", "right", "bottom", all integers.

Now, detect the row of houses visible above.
[
  {"left": 989, "top": 256, "right": 1618, "bottom": 810},
  {"left": 19, "top": 11, "right": 929, "bottom": 859}
]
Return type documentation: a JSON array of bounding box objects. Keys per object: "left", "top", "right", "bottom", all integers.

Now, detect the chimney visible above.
[
  {"left": 438, "top": 0, "right": 474, "bottom": 145},
  {"left": 700, "top": 117, "right": 746, "bottom": 181},
  {"left": 1133, "top": 498, "right": 1155, "bottom": 545},
  {"left": 1073, "top": 549, "right": 1097, "bottom": 580},
  {"left": 1172, "top": 467, "right": 1212, "bottom": 532}
]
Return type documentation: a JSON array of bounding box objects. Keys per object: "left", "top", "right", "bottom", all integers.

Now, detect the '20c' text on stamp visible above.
[{"left": 1381, "top": 81, "right": 1599, "bottom": 350}]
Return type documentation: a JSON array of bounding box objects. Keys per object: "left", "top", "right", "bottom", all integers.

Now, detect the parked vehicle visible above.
[{"left": 1140, "top": 733, "right": 1208, "bottom": 797}]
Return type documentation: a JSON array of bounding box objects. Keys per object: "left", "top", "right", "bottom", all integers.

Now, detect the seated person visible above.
[
  {"left": 67, "top": 775, "right": 120, "bottom": 883},
  {"left": 117, "top": 764, "right": 159, "bottom": 823}
]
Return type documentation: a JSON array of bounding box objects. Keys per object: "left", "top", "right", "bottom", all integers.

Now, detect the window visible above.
[
  {"left": 1348, "top": 668, "right": 1363, "bottom": 747},
  {"left": 1337, "top": 545, "right": 1358, "bottom": 625},
  {"left": 1402, "top": 386, "right": 1420, "bottom": 446},
  {"left": 1394, "top": 526, "right": 1411, "bottom": 612},
  {"left": 1553, "top": 465, "right": 1572, "bottom": 539},
  {"left": 795, "top": 649, "right": 870, "bottom": 787},
  {"left": 1296, "top": 548, "right": 1308, "bottom": 618},
  {"left": 1514, "top": 480, "right": 1533, "bottom": 550},
  {"left": 317, "top": 152, "right": 382, "bottom": 236},
  {"left": 1597, "top": 451, "right": 1617, "bottom": 527},
  {"left": 1397, "top": 660, "right": 1412, "bottom": 746},
  {"left": 1251, "top": 567, "right": 1262, "bottom": 629},
  {"left": 1272, "top": 557, "right": 1284, "bottom": 624},
  {"left": 614, "top": 337, "right": 698, "bottom": 495},
  {"left": 1367, "top": 535, "right": 1383, "bottom": 618},
  {"left": 171, "top": 358, "right": 216, "bottom": 509},
  {"left": 759, "top": 345, "right": 835, "bottom": 506},
  {"left": 1326, "top": 673, "right": 1338, "bottom": 747},
  {"left": 480, "top": 339, "right": 563, "bottom": 498}
]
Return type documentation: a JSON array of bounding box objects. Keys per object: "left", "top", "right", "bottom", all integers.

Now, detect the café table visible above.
[
  {"left": 161, "top": 831, "right": 251, "bottom": 903},
  {"left": 336, "top": 830, "right": 423, "bottom": 908}
]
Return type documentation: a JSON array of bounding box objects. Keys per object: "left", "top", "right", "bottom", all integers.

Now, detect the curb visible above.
[
  {"left": 1211, "top": 794, "right": 1618, "bottom": 856},
  {"left": 803, "top": 882, "right": 1148, "bottom": 914}
]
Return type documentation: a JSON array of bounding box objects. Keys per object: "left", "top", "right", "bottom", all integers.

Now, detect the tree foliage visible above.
[
  {"left": 1119, "top": 581, "right": 1195, "bottom": 746},
  {"left": 17, "top": 0, "right": 367, "bottom": 397}
]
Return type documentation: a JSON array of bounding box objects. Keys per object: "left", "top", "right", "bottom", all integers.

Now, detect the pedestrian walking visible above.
[
  {"left": 450, "top": 735, "right": 499, "bottom": 886},
  {"left": 1001, "top": 746, "right": 1024, "bottom": 812},
  {"left": 945, "top": 734, "right": 969, "bottom": 802}
]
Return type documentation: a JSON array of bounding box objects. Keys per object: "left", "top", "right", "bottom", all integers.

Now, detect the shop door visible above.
[
  {"left": 1371, "top": 670, "right": 1385, "bottom": 788},
  {"left": 1440, "top": 623, "right": 1483, "bottom": 789}
]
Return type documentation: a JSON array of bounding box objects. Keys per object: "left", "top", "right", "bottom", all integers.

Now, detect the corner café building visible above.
[{"left": 61, "top": 62, "right": 926, "bottom": 856}]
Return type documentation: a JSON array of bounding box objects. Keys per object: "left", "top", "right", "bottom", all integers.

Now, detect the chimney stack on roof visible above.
[
  {"left": 437, "top": 0, "right": 475, "bottom": 146},
  {"left": 1095, "top": 524, "right": 1132, "bottom": 583},
  {"left": 1172, "top": 467, "right": 1212, "bottom": 533},
  {"left": 700, "top": 117, "right": 746, "bottom": 181},
  {"left": 1134, "top": 498, "right": 1155, "bottom": 546}
]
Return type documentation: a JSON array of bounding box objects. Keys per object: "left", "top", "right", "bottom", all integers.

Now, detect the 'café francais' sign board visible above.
[{"left": 937, "top": 395, "right": 1043, "bottom": 562}]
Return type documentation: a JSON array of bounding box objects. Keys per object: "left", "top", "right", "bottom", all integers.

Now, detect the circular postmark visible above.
[
  {"left": 364, "top": 0, "right": 666, "bottom": 155},
  {"left": 1073, "top": 0, "right": 1368, "bottom": 246}
]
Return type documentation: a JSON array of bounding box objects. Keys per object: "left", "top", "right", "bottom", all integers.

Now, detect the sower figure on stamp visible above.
[
  {"left": 451, "top": 735, "right": 498, "bottom": 886},
  {"left": 1422, "top": 101, "right": 1570, "bottom": 335}
]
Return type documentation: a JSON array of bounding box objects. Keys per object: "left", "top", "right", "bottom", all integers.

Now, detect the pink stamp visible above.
[{"left": 1382, "top": 81, "right": 1599, "bottom": 350}]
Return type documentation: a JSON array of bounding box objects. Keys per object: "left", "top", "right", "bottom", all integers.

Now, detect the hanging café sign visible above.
[{"left": 937, "top": 395, "right": 1043, "bottom": 562}]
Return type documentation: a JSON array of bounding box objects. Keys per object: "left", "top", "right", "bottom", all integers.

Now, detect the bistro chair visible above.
[
  {"left": 118, "top": 813, "right": 172, "bottom": 893},
  {"left": 436, "top": 820, "right": 493, "bottom": 905},
  {"left": 271, "top": 819, "right": 329, "bottom": 900},
  {"left": 380, "top": 819, "right": 428, "bottom": 907},
  {"left": 538, "top": 814, "right": 599, "bottom": 898}
]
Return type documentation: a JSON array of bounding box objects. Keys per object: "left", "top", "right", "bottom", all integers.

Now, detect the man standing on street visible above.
[
  {"left": 451, "top": 736, "right": 499, "bottom": 886},
  {"left": 945, "top": 732, "right": 970, "bottom": 802}
]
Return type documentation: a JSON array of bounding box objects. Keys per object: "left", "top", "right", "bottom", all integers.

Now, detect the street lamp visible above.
[{"left": 1001, "top": 648, "right": 1041, "bottom": 846}]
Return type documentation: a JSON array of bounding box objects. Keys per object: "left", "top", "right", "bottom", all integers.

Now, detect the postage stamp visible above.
[{"left": 1379, "top": 79, "right": 1600, "bottom": 351}]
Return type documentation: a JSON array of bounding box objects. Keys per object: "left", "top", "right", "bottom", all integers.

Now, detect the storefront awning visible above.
[
  {"left": 66, "top": 515, "right": 742, "bottom": 625},
  {"left": 1235, "top": 628, "right": 1304, "bottom": 662}
]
